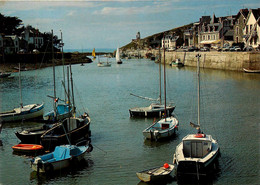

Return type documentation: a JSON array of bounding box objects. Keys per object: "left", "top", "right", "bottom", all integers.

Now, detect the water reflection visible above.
[{"left": 29, "top": 158, "right": 93, "bottom": 184}]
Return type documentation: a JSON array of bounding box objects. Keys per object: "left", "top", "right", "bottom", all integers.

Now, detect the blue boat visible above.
[
  {"left": 43, "top": 104, "right": 72, "bottom": 123},
  {"left": 30, "top": 143, "right": 93, "bottom": 173}
]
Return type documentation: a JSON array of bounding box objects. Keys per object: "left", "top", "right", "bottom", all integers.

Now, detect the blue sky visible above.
[{"left": 0, "top": 0, "right": 259, "bottom": 50}]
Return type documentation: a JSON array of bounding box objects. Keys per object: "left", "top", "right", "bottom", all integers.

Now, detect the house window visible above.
[
  {"left": 236, "top": 36, "right": 238, "bottom": 43},
  {"left": 236, "top": 26, "right": 239, "bottom": 35},
  {"left": 208, "top": 35, "right": 210, "bottom": 40},
  {"left": 250, "top": 25, "right": 252, "bottom": 32}
]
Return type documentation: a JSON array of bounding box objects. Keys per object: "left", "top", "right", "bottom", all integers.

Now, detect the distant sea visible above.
[{"left": 64, "top": 48, "right": 115, "bottom": 53}]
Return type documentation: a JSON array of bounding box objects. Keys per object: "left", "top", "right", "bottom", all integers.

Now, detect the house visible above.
[
  {"left": 198, "top": 13, "right": 236, "bottom": 48},
  {"left": 5, "top": 35, "right": 19, "bottom": 53},
  {"left": 21, "top": 25, "right": 44, "bottom": 51},
  {"left": 234, "top": 9, "right": 249, "bottom": 44},
  {"left": 161, "top": 35, "right": 179, "bottom": 50},
  {"left": 243, "top": 8, "right": 260, "bottom": 49},
  {"left": 3, "top": 36, "right": 15, "bottom": 54}
]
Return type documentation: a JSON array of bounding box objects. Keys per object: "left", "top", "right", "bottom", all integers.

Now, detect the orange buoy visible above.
[
  {"left": 194, "top": 134, "right": 205, "bottom": 138},
  {"left": 163, "top": 163, "right": 169, "bottom": 169}
]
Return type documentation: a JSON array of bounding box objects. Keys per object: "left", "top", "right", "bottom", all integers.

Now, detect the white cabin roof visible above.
[{"left": 182, "top": 134, "right": 212, "bottom": 142}]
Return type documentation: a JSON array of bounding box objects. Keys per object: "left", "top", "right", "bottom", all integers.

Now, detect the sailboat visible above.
[
  {"left": 92, "top": 48, "right": 96, "bottom": 59},
  {"left": 116, "top": 48, "right": 122, "bottom": 64},
  {"left": 173, "top": 54, "right": 220, "bottom": 179},
  {"left": 0, "top": 64, "right": 44, "bottom": 123},
  {"left": 129, "top": 47, "right": 175, "bottom": 118},
  {"left": 143, "top": 38, "right": 178, "bottom": 140},
  {"left": 41, "top": 65, "right": 91, "bottom": 151},
  {"left": 43, "top": 30, "right": 72, "bottom": 123}
]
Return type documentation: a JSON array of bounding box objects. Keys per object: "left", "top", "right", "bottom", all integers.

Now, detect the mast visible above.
[
  {"left": 52, "top": 30, "right": 57, "bottom": 117},
  {"left": 69, "top": 64, "right": 76, "bottom": 116},
  {"left": 60, "top": 30, "right": 66, "bottom": 102},
  {"left": 196, "top": 54, "right": 201, "bottom": 126},
  {"left": 19, "top": 63, "right": 23, "bottom": 108},
  {"left": 159, "top": 46, "right": 162, "bottom": 105},
  {"left": 163, "top": 35, "right": 166, "bottom": 120}
]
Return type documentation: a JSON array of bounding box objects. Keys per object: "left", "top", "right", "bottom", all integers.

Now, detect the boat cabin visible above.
[{"left": 182, "top": 134, "right": 212, "bottom": 158}]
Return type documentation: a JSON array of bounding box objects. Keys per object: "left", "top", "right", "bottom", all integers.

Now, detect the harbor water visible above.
[{"left": 0, "top": 58, "right": 259, "bottom": 184}]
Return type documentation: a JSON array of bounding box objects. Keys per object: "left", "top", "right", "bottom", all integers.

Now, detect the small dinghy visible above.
[
  {"left": 136, "top": 163, "right": 175, "bottom": 182},
  {"left": 12, "top": 144, "right": 44, "bottom": 153}
]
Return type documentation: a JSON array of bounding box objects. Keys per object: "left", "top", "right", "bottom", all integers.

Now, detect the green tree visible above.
[{"left": 0, "top": 13, "right": 23, "bottom": 35}]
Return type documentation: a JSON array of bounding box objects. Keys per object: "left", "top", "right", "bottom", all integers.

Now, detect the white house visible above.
[
  {"left": 22, "top": 25, "right": 44, "bottom": 49},
  {"left": 5, "top": 35, "right": 19, "bottom": 53},
  {"left": 243, "top": 8, "right": 260, "bottom": 49},
  {"left": 161, "top": 35, "right": 179, "bottom": 50}
]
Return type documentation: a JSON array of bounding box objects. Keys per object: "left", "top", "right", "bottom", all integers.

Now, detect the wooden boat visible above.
[
  {"left": 40, "top": 115, "right": 91, "bottom": 151},
  {"left": 116, "top": 48, "right": 123, "bottom": 64},
  {"left": 0, "top": 63, "right": 44, "bottom": 123},
  {"left": 243, "top": 68, "right": 260, "bottom": 73},
  {"left": 15, "top": 124, "right": 53, "bottom": 144},
  {"left": 136, "top": 163, "right": 175, "bottom": 182},
  {"left": 143, "top": 116, "right": 178, "bottom": 140},
  {"left": 30, "top": 144, "right": 92, "bottom": 173},
  {"left": 12, "top": 144, "right": 44, "bottom": 153},
  {"left": 173, "top": 54, "right": 220, "bottom": 180}
]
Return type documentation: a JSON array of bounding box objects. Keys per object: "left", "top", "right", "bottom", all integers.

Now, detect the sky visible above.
[{"left": 0, "top": 0, "right": 259, "bottom": 50}]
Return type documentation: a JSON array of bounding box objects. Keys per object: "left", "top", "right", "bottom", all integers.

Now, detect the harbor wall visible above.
[{"left": 130, "top": 49, "right": 260, "bottom": 71}]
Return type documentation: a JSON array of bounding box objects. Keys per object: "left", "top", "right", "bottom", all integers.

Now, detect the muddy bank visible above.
[{"left": 0, "top": 52, "right": 95, "bottom": 72}]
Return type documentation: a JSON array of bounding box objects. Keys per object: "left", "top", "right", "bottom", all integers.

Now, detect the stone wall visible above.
[{"left": 139, "top": 49, "right": 260, "bottom": 71}]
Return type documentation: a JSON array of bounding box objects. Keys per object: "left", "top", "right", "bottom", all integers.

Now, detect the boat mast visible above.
[
  {"left": 159, "top": 46, "right": 162, "bottom": 105},
  {"left": 19, "top": 63, "right": 23, "bottom": 108},
  {"left": 60, "top": 30, "right": 66, "bottom": 103},
  {"left": 52, "top": 30, "right": 57, "bottom": 117},
  {"left": 69, "top": 64, "right": 76, "bottom": 117},
  {"left": 196, "top": 54, "right": 201, "bottom": 126},
  {"left": 163, "top": 34, "right": 166, "bottom": 120}
]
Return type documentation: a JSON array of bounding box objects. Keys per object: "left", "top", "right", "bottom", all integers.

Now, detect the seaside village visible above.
[
  {"left": 0, "top": 7, "right": 259, "bottom": 184},
  {"left": 0, "top": 8, "right": 260, "bottom": 56}
]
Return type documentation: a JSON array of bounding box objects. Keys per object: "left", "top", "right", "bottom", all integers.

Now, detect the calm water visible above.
[{"left": 0, "top": 58, "right": 259, "bottom": 185}]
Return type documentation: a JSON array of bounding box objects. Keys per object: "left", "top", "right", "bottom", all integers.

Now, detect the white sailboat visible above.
[
  {"left": 0, "top": 63, "right": 44, "bottom": 123},
  {"left": 116, "top": 48, "right": 122, "bottom": 64},
  {"left": 173, "top": 54, "right": 220, "bottom": 180},
  {"left": 143, "top": 37, "right": 178, "bottom": 140}
]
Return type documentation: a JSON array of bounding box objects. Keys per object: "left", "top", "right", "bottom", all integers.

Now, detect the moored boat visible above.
[
  {"left": 173, "top": 54, "right": 220, "bottom": 180},
  {"left": 41, "top": 113, "right": 91, "bottom": 151},
  {"left": 129, "top": 103, "right": 175, "bottom": 117},
  {"left": 243, "top": 68, "right": 260, "bottom": 73},
  {"left": 136, "top": 163, "right": 175, "bottom": 182},
  {"left": 15, "top": 124, "right": 53, "bottom": 144},
  {"left": 0, "top": 103, "right": 44, "bottom": 123},
  {"left": 143, "top": 116, "right": 178, "bottom": 140},
  {"left": 30, "top": 144, "right": 92, "bottom": 173},
  {"left": 0, "top": 72, "right": 11, "bottom": 78},
  {"left": 116, "top": 48, "right": 122, "bottom": 64},
  {"left": 12, "top": 144, "right": 44, "bottom": 153}
]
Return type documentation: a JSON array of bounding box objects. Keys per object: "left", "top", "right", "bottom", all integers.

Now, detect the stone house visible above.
[
  {"left": 233, "top": 9, "right": 249, "bottom": 44},
  {"left": 243, "top": 8, "right": 260, "bottom": 49}
]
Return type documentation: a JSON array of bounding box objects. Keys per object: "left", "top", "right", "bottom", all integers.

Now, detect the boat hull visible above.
[
  {"left": 12, "top": 144, "right": 44, "bottom": 154},
  {"left": 136, "top": 164, "right": 174, "bottom": 182},
  {"left": 41, "top": 117, "right": 91, "bottom": 151},
  {"left": 31, "top": 145, "right": 89, "bottom": 173},
  {"left": 0, "top": 103, "right": 44, "bottom": 123},
  {"left": 129, "top": 106, "right": 175, "bottom": 118}
]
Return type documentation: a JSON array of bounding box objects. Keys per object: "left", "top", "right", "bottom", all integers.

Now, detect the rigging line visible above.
[{"left": 73, "top": 81, "right": 88, "bottom": 115}]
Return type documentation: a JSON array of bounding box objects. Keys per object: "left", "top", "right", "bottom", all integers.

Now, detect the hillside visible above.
[{"left": 121, "top": 23, "right": 193, "bottom": 50}]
